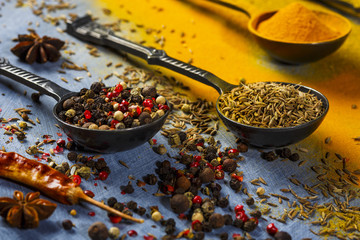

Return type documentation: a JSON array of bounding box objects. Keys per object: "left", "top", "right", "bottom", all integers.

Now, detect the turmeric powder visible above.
[{"left": 257, "top": 2, "right": 341, "bottom": 43}]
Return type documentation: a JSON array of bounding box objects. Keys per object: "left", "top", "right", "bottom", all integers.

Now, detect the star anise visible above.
[
  {"left": 0, "top": 191, "right": 57, "bottom": 229},
  {"left": 11, "top": 32, "right": 65, "bottom": 64}
]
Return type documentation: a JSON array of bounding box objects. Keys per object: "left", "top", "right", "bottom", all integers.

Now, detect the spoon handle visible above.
[
  {"left": 0, "top": 58, "right": 72, "bottom": 101},
  {"left": 204, "top": 0, "right": 253, "bottom": 17},
  {"left": 66, "top": 15, "right": 237, "bottom": 94}
]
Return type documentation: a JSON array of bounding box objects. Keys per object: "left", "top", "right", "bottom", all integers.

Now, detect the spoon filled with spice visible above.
[
  {"left": 0, "top": 58, "right": 170, "bottom": 153},
  {"left": 204, "top": 0, "right": 351, "bottom": 64},
  {"left": 66, "top": 15, "right": 329, "bottom": 148}
]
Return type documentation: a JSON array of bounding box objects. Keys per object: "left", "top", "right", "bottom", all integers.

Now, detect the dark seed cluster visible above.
[
  {"left": 57, "top": 82, "right": 169, "bottom": 130},
  {"left": 144, "top": 131, "right": 269, "bottom": 238},
  {"left": 106, "top": 196, "right": 147, "bottom": 221},
  {"left": 261, "top": 148, "right": 299, "bottom": 162}
]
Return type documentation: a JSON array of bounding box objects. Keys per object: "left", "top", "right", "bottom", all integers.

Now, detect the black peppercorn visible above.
[
  {"left": 67, "top": 152, "right": 78, "bottom": 162},
  {"left": 219, "top": 232, "right": 228, "bottom": 240},
  {"left": 165, "top": 224, "right": 176, "bottom": 235},
  {"left": 245, "top": 197, "right": 254, "bottom": 206},
  {"left": 86, "top": 160, "right": 95, "bottom": 168},
  {"left": 242, "top": 219, "right": 257, "bottom": 232},
  {"left": 204, "top": 151, "right": 217, "bottom": 161},
  {"left": 134, "top": 206, "right": 146, "bottom": 216},
  {"left": 123, "top": 116, "right": 134, "bottom": 128},
  {"left": 202, "top": 222, "right": 212, "bottom": 232},
  {"left": 95, "top": 159, "right": 107, "bottom": 170},
  {"left": 261, "top": 151, "right": 277, "bottom": 161},
  {"left": 233, "top": 218, "right": 244, "bottom": 228},
  {"left": 120, "top": 90, "right": 130, "bottom": 99},
  {"left": 107, "top": 197, "right": 117, "bottom": 207},
  {"left": 113, "top": 202, "right": 124, "bottom": 212},
  {"left": 126, "top": 201, "right": 137, "bottom": 210},
  {"left": 31, "top": 92, "right": 41, "bottom": 103},
  {"left": 131, "top": 94, "right": 143, "bottom": 104},
  {"left": 165, "top": 218, "right": 176, "bottom": 227},
  {"left": 122, "top": 208, "right": 133, "bottom": 217},
  {"left": 274, "top": 231, "right": 292, "bottom": 240},
  {"left": 179, "top": 154, "right": 192, "bottom": 165},
  {"left": 289, "top": 153, "right": 300, "bottom": 162},
  {"left": 222, "top": 158, "right": 237, "bottom": 172},
  {"left": 193, "top": 231, "right": 205, "bottom": 240},
  {"left": 229, "top": 178, "right": 241, "bottom": 191},
  {"left": 208, "top": 213, "right": 224, "bottom": 229},
  {"left": 177, "top": 131, "right": 187, "bottom": 142},
  {"left": 90, "top": 82, "right": 104, "bottom": 94},
  {"left": 249, "top": 210, "right": 262, "bottom": 219},
  {"left": 143, "top": 174, "right": 158, "bottom": 185},
  {"left": 280, "top": 148, "right": 292, "bottom": 158},
  {"left": 120, "top": 182, "right": 134, "bottom": 194},
  {"left": 170, "top": 194, "right": 190, "bottom": 214},
  {"left": 223, "top": 214, "right": 233, "bottom": 225},
  {"left": 217, "top": 197, "right": 229, "bottom": 208},
  {"left": 62, "top": 219, "right": 73, "bottom": 230},
  {"left": 79, "top": 88, "right": 87, "bottom": 96}
]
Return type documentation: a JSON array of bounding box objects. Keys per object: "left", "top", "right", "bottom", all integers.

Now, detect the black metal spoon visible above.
[
  {"left": 66, "top": 15, "right": 329, "bottom": 148},
  {"left": 0, "top": 57, "right": 170, "bottom": 153}
]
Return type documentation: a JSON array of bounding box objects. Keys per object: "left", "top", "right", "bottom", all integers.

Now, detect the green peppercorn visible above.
[{"left": 108, "top": 227, "right": 120, "bottom": 239}]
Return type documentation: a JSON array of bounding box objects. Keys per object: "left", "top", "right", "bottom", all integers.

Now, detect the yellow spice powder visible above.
[{"left": 257, "top": 2, "right": 340, "bottom": 43}]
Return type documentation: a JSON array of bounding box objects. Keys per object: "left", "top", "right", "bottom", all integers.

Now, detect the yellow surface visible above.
[{"left": 94, "top": 0, "right": 360, "bottom": 169}]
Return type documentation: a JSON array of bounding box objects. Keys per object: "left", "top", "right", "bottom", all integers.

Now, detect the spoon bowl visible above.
[
  {"left": 248, "top": 10, "right": 351, "bottom": 64},
  {"left": 0, "top": 58, "right": 170, "bottom": 153},
  {"left": 206, "top": 0, "right": 352, "bottom": 64},
  {"left": 216, "top": 82, "right": 329, "bottom": 148},
  {"left": 53, "top": 93, "right": 170, "bottom": 153}
]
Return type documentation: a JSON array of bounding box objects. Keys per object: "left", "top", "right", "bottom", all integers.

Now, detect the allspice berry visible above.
[
  {"left": 208, "top": 213, "right": 224, "bottom": 229},
  {"left": 199, "top": 168, "right": 215, "bottom": 183},
  {"left": 237, "top": 142, "right": 248, "bottom": 152},
  {"left": 274, "top": 231, "right": 292, "bottom": 240},
  {"left": 222, "top": 158, "right": 237, "bottom": 172},
  {"left": 175, "top": 176, "right": 191, "bottom": 191},
  {"left": 141, "top": 85, "right": 157, "bottom": 98},
  {"left": 88, "top": 222, "right": 109, "bottom": 240},
  {"left": 170, "top": 194, "right": 190, "bottom": 214},
  {"left": 139, "top": 112, "right": 152, "bottom": 125},
  {"left": 63, "top": 98, "right": 75, "bottom": 110}
]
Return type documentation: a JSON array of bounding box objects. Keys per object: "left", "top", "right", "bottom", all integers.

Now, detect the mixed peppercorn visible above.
[{"left": 57, "top": 81, "right": 169, "bottom": 130}]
